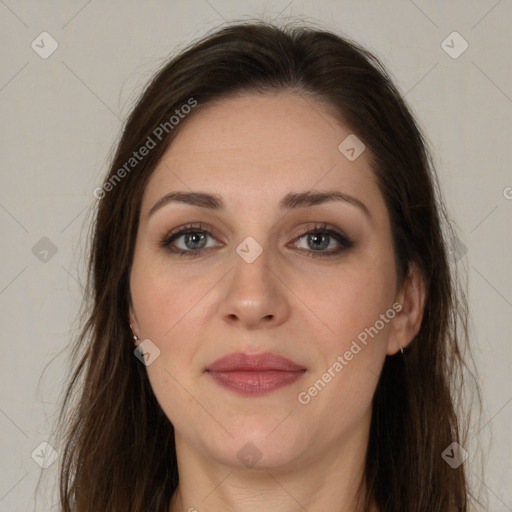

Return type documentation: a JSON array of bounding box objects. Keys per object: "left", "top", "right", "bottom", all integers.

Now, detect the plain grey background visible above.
[{"left": 1, "top": 1, "right": 511, "bottom": 510}]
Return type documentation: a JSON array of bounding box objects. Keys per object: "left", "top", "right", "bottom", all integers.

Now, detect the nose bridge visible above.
[{"left": 219, "top": 234, "right": 288, "bottom": 327}]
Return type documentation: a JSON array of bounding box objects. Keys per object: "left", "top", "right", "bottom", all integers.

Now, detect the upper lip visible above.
[{"left": 205, "top": 352, "right": 306, "bottom": 372}]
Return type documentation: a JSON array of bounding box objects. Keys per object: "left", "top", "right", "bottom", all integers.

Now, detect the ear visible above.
[{"left": 386, "top": 263, "right": 426, "bottom": 355}]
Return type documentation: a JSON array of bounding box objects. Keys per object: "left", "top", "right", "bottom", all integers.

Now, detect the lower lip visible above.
[{"left": 207, "top": 370, "right": 305, "bottom": 395}]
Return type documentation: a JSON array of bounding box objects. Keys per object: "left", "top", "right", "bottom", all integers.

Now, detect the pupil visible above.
[
  {"left": 186, "top": 232, "right": 206, "bottom": 250},
  {"left": 309, "top": 233, "right": 328, "bottom": 250}
]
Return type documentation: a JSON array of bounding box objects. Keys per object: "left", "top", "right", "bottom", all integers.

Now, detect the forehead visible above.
[{"left": 141, "top": 91, "right": 383, "bottom": 216}]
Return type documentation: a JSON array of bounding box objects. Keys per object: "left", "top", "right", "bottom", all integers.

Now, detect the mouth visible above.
[{"left": 205, "top": 351, "right": 306, "bottom": 395}]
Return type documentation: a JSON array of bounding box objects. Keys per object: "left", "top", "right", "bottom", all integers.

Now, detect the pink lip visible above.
[{"left": 205, "top": 352, "right": 306, "bottom": 395}]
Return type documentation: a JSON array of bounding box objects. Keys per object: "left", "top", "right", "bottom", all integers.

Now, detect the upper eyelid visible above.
[{"left": 164, "top": 222, "right": 346, "bottom": 237}]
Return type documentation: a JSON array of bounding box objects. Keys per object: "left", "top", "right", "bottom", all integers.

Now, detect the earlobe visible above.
[
  {"left": 128, "top": 305, "right": 141, "bottom": 346},
  {"left": 386, "top": 263, "right": 426, "bottom": 355}
]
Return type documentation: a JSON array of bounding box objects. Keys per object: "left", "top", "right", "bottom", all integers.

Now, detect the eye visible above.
[
  {"left": 159, "top": 223, "right": 220, "bottom": 257},
  {"left": 290, "top": 223, "right": 353, "bottom": 258},
  {"left": 159, "top": 222, "right": 354, "bottom": 258}
]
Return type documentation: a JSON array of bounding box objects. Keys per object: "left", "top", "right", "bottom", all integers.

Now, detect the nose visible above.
[{"left": 218, "top": 246, "right": 290, "bottom": 330}]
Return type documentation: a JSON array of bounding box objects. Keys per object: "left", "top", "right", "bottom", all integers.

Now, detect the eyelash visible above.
[{"left": 158, "top": 222, "right": 354, "bottom": 259}]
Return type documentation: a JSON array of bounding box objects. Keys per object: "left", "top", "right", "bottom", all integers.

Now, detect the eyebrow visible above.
[{"left": 148, "top": 190, "right": 371, "bottom": 220}]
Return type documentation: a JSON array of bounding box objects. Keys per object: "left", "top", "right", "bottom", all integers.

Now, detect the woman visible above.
[{"left": 55, "top": 20, "right": 480, "bottom": 511}]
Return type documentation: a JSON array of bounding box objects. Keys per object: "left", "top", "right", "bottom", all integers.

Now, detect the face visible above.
[{"left": 129, "top": 91, "right": 410, "bottom": 472}]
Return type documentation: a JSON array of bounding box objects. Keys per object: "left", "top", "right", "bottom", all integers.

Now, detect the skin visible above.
[{"left": 129, "top": 91, "right": 425, "bottom": 512}]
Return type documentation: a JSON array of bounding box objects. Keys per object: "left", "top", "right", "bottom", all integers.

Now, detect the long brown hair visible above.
[{"left": 53, "top": 20, "right": 481, "bottom": 511}]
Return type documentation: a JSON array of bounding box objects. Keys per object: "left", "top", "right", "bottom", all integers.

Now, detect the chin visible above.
[{"left": 199, "top": 421, "right": 309, "bottom": 471}]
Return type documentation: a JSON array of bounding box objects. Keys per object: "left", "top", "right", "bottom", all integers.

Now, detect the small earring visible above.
[
  {"left": 129, "top": 324, "right": 140, "bottom": 341},
  {"left": 400, "top": 346, "right": 404, "bottom": 354}
]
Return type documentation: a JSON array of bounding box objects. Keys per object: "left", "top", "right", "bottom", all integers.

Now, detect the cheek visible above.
[
  {"left": 129, "top": 250, "right": 213, "bottom": 373},
  {"left": 297, "top": 264, "right": 394, "bottom": 407},
  {"left": 130, "top": 250, "right": 205, "bottom": 342},
  {"left": 304, "top": 264, "right": 396, "bottom": 348},
  {"left": 130, "top": 258, "right": 205, "bottom": 427}
]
